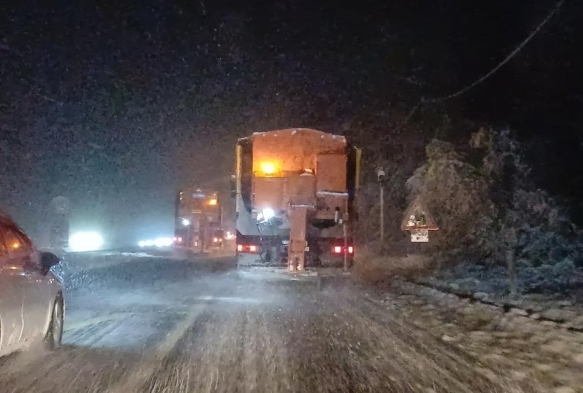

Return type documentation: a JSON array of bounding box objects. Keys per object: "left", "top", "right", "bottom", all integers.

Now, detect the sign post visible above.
[{"left": 377, "top": 167, "right": 386, "bottom": 243}]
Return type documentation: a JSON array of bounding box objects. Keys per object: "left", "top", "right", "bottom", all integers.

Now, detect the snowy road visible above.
[{"left": 0, "top": 255, "right": 546, "bottom": 393}]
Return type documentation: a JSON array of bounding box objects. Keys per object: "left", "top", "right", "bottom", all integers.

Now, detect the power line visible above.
[
  {"left": 391, "top": 103, "right": 421, "bottom": 135},
  {"left": 391, "top": 0, "right": 566, "bottom": 132},
  {"left": 426, "top": 0, "right": 566, "bottom": 103}
]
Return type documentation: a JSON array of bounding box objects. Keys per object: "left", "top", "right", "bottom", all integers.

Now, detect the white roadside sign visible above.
[{"left": 410, "top": 229, "right": 429, "bottom": 242}]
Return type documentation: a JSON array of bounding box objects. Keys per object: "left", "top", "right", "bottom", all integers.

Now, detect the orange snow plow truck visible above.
[{"left": 233, "top": 128, "right": 361, "bottom": 271}]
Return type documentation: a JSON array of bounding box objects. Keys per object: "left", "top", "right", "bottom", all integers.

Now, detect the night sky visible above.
[{"left": 1, "top": 0, "right": 582, "bottom": 245}]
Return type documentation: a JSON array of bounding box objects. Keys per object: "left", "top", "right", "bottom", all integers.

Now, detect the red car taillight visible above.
[
  {"left": 332, "top": 245, "right": 355, "bottom": 254},
  {"left": 237, "top": 244, "right": 259, "bottom": 253}
]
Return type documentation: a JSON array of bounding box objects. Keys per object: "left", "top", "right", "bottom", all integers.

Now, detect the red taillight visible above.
[
  {"left": 332, "top": 245, "right": 354, "bottom": 254},
  {"left": 237, "top": 244, "right": 259, "bottom": 253}
]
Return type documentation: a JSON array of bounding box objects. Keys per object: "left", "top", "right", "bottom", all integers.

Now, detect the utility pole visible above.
[
  {"left": 343, "top": 220, "right": 348, "bottom": 272},
  {"left": 377, "top": 167, "right": 386, "bottom": 243},
  {"left": 380, "top": 186, "right": 384, "bottom": 241}
]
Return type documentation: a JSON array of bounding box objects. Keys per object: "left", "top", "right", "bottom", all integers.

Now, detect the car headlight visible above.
[{"left": 69, "top": 232, "right": 103, "bottom": 252}]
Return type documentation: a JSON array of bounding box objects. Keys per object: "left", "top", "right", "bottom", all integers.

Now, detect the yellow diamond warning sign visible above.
[{"left": 401, "top": 195, "right": 439, "bottom": 231}]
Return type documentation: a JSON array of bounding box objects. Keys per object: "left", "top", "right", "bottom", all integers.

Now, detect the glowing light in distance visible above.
[
  {"left": 182, "top": 218, "right": 190, "bottom": 226},
  {"left": 139, "top": 237, "right": 173, "bottom": 247},
  {"left": 207, "top": 198, "right": 217, "bottom": 206},
  {"left": 256, "top": 207, "right": 275, "bottom": 223},
  {"left": 70, "top": 232, "right": 103, "bottom": 252},
  {"left": 260, "top": 161, "right": 276, "bottom": 175},
  {"left": 262, "top": 208, "right": 274, "bottom": 220},
  {"left": 154, "top": 237, "right": 173, "bottom": 247},
  {"left": 138, "top": 239, "right": 154, "bottom": 247}
]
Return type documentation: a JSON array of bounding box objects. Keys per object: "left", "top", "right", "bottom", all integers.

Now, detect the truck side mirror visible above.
[{"left": 230, "top": 175, "right": 236, "bottom": 198}]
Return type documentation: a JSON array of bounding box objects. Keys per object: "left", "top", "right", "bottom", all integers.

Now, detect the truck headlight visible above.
[{"left": 69, "top": 232, "right": 103, "bottom": 252}]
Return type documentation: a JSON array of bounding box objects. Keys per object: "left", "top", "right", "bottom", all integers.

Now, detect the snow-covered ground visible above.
[
  {"left": 410, "top": 260, "right": 583, "bottom": 331},
  {"left": 2, "top": 255, "right": 572, "bottom": 393},
  {"left": 376, "top": 279, "right": 583, "bottom": 393}
]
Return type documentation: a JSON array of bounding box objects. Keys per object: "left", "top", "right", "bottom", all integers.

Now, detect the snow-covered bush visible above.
[
  {"left": 551, "top": 258, "right": 576, "bottom": 277},
  {"left": 473, "top": 129, "right": 582, "bottom": 267},
  {"left": 407, "top": 128, "right": 583, "bottom": 269},
  {"left": 405, "top": 139, "right": 492, "bottom": 262}
]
